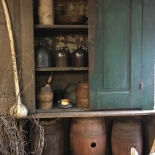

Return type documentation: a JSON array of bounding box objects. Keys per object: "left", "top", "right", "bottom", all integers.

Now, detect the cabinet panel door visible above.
[
  {"left": 89, "top": 0, "right": 155, "bottom": 110},
  {"left": 140, "top": 0, "right": 155, "bottom": 110}
]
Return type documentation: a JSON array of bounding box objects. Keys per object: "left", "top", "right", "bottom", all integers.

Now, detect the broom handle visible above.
[{"left": 2, "top": 0, "right": 20, "bottom": 101}]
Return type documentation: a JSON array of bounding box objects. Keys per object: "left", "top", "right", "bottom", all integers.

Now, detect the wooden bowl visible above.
[{"left": 57, "top": 15, "right": 88, "bottom": 25}]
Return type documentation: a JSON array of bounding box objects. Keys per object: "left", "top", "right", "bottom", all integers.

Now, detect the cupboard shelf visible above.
[
  {"left": 26, "top": 109, "right": 155, "bottom": 119},
  {"left": 35, "top": 67, "right": 88, "bottom": 72},
  {"left": 36, "top": 106, "right": 89, "bottom": 113},
  {"left": 34, "top": 24, "right": 88, "bottom": 29},
  {"left": 34, "top": 24, "right": 88, "bottom": 36}
]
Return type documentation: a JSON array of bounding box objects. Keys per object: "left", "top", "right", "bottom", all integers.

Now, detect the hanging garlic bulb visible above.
[
  {"left": 9, "top": 100, "right": 28, "bottom": 119},
  {"left": 2, "top": 0, "right": 28, "bottom": 118}
]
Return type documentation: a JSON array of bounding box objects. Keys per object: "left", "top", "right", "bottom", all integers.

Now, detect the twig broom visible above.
[{"left": 2, "top": 0, "right": 28, "bottom": 118}]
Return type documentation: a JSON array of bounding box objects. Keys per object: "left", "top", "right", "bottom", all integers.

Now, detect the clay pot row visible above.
[{"left": 35, "top": 44, "right": 88, "bottom": 68}]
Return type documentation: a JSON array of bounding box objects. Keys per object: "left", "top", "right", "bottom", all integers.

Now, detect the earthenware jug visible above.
[
  {"left": 55, "top": 47, "right": 69, "bottom": 67},
  {"left": 71, "top": 46, "right": 88, "bottom": 67},
  {"left": 35, "top": 43, "right": 52, "bottom": 67}
]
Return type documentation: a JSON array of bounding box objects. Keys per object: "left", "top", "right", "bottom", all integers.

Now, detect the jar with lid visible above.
[
  {"left": 35, "top": 43, "right": 52, "bottom": 67},
  {"left": 71, "top": 46, "right": 88, "bottom": 67},
  {"left": 55, "top": 47, "right": 69, "bottom": 67}
]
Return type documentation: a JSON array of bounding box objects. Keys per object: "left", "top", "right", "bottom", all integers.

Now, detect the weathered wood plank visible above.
[
  {"left": 34, "top": 24, "right": 88, "bottom": 35},
  {"left": 26, "top": 110, "right": 155, "bottom": 118},
  {"left": 0, "top": 1, "right": 14, "bottom": 92},
  {"left": 0, "top": 0, "right": 16, "bottom": 107},
  {"left": 34, "top": 27, "right": 88, "bottom": 36},
  {"left": 20, "top": 0, "right": 35, "bottom": 113},
  {"left": 13, "top": 0, "right": 20, "bottom": 56},
  {"left": 141, "top": 115, "right": 155, "bottom": 154},
  {"left": 34, "top": 25, "right": 88, "bottom": 28},
  {"left": 35, "top": 67, "right": 88, "bottom": 71}
]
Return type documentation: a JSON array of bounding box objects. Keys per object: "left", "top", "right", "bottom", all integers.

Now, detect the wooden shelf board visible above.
[
  {"left": 26, "top": 109, "right": 155, "bottom": 118},
  {"left": 34, "top": 24, "right": 88, "bottom": 29},
  {"left": 36, "top": 105, "right": 89, "bottom": 112},
  {"left": 35, "top": 67, "right": 88, "bottom": 71},
  {"left": 34, "top": 25, "right": 88, "bottom": 36}
]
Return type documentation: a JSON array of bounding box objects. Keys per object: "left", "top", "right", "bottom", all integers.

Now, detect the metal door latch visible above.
[{"left": 139, "top": 83, "right": 144, "bottom": 90}]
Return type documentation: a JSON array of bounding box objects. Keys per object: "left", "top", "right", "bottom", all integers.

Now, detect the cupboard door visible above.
[{"left": 89, "top": 0, "right": 155, "bottom": 110}]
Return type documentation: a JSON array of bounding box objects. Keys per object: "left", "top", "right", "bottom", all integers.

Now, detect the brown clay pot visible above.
[
  {"left": 55, "top": 47, "right": 70, "bottom": 67},
  {"left": 37, "top": 86, "right": 53, "bottom": 109},
  {"left": 72, "top": 46, "right": 88, "bottom": 67}
]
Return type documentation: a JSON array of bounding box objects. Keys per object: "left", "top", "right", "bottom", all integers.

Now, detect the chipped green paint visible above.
[{"left": 89, "top": 0, "right": 155, "bottom": 110}]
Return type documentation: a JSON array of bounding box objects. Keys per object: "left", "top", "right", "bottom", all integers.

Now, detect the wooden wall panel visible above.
[
  {"left": 0, "top": 0, "right": 14, "bottom": 92},
  {"left": 142, "top": 115, "right": 155, "bottom": 155},
  {"left": 20, "top": 0, "right": 35, "bottom": 113},
  {"left": 0, "top": 0, "right": 19, "bottom": 111}
]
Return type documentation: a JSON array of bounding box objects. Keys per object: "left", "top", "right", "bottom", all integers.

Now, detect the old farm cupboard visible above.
[
  {"left": 1, "top": 0, "right": 155, "bottom": 154},
  {"left": 21, "top": 0, "right": 155, "bottom": 112}
]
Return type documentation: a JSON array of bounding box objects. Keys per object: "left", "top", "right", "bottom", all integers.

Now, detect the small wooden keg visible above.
[
  {"left": 76, "top": 82, "right": 89, "bottom": 107},
  {"left": 111, "top": 119, "right": 143, "bottom": 155},
  {"left": 37, "top": 86, "right": 53, "bottom": 109},
  {"left": 70, "top": 117, "right": 106, "bottom": 155},
  {"left": 31, "top": 118, "right": 64, "bottom": 155}
]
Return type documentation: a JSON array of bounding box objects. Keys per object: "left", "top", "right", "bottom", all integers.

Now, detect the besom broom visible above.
[{"left": 2, "top": 0, "right": 28, "bottom": 118}]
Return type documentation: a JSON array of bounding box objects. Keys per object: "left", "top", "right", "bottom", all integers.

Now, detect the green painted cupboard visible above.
[
  {"left": 16, "top": 0, "right": 155, "bottom": 112},
  {"left": 89, "top": 0, "right": 155, "bottom": 110}
]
